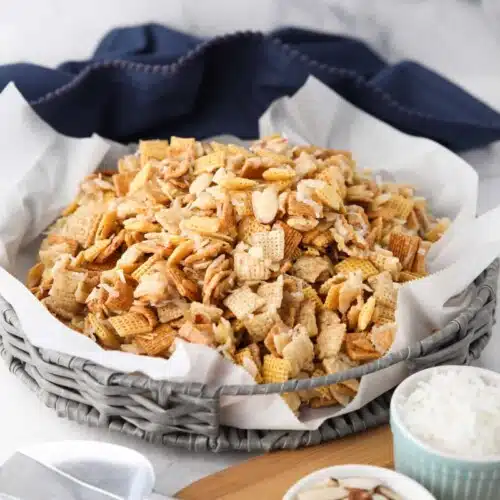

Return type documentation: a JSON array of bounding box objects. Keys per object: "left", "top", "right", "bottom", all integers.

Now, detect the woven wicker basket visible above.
[{"left": 0, "top": 260, "right": 497, "bottom": 452}]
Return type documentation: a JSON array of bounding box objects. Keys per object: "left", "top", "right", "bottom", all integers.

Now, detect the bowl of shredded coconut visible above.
[{"left": 390, "top": 365, "right": 500, "bottom": 500}]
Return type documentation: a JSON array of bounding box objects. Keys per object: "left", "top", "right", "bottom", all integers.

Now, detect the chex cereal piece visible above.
[
  {"left": 319, "top": 275, "right": 345, "bottom": 295},
  {"left": 194, "top": 151, "right": 226, "bottom": 174},
  {"left": 262, "top": 355, "right": 292, "bottom": 384},
  {"left": 302, "top": 285, "right": 323, "bottom": 310},
  {"left": 165, "top": 266, "right": 200, "bottom": 301},
  {"left": 292, "top": 256, "right": 331, "bottom": 283},
  {"left": 274, "top": 221, "right": 302, "bottom": 259},
  {"left": 87, "top": 313, "right": 121, "bottom": 349},
  {"left": 389, "top": 232, "right": 421, "bottom": 270},
  {"left": 334, "top": 257, "right": 378, "bottom": 280},
  {"left": 224, "top": 286, "right": 265, "bottom": 320},
  {"left": 131, "top": 252, "right": 164, "bottom": 281},
  {"left": 83, "top": 239, "right": 111, "bottom": 262},
  {"left": 46, "top": 234, "right": 80, "bottom": 256},
  {"left": 238, "top": 216, "right": 270, "bottom": 244},
  {"left": 49, "top": 270, "right": 85, "bottom": 313},
  {"left": 135, "top": 324, "right": 176, "bottom": 356},
  {"left": 309, "top": 368, "right": 338, "bottom": 404},
  {"left": 281, "top": 392, "right": 301, "bottom": 413},
  {"left": 63, "top": 208, "right": 102, "bottom": 248},
  {"left": 233, "top": 252, "right": 271, "bottom": 281},
  {"left": 406, "top": 209, "right": 420, "bottom": 231},
  {"left": 170, "top": 136, "right": 195, "bottom": 151},
  {"left": 95, "top": 211, "right": 117, "bottom": 240},
  {"left": 315, "top": 184, "right": 343, "bottom": 211},
  {"left": 322, "top": 356, "right": 359, "bottom": 393},
  {"left": 139, "top": 140, "right": 170, "bottom": 167},
  {"left": 129, "top": 163, "right": 154, "bottom": 193},
  {"left": 274, "top": 330, "right": 294, "bottom": 357},
  {"left": 369, "top": 249, "right": 402, "bottom": 280},
  {"left": 382, "top": 194, "right": 414, "bottom": 220},
  {"left": 329, "top": 384, "right": 354, "bottom": 406},
  {"left": 297, "top": 299, "right": 318, "bottom": 337},
  {"left": 282, "top": 329, "right": 314, "bottom": 377},
  {"left": 113, "top": 172, "right": 134, "bottom": 196},
  {"left": 324, "top": 283, "right": 341, "bottom": 311},
  {"left": 346, "top": 333, "right": 380, "bottom": 362},
  {"left": 43, "top": 296, "right": 75, "bottom": 320},
  {"left": 425, "top": 218, "right": 450, "bottom": 242},
  {"left": 369, "top": 323, "right": 396, "bottom": 354},
  {"left": 372, "top": 304, "right": 396, "bottom": 325},
  {"left": 350, "top": 332, "right": 376, "bottom": 351},
  {"left": 368, "top": 271, "right": 397, "bottom": 308},
  {"left": 257, "top": 276, "right": 284, "bottom": 311},
  {"left": 130, "top": 305, "right": 158, "bottom": 330},
  {"left": 413, "top": 240, "right": 431, "bottom": 274},
  {"left": 109, "top": 312, "right": 152, "bottom": 338},
  {"left": 251, "top": 228, "right": 284, "bottom": 261},
  {"left": 358, "top": 296, "right": 376, "bottom": 331},
  {"left": 316, "top": 315, "right": 346, "bottom": 359}
]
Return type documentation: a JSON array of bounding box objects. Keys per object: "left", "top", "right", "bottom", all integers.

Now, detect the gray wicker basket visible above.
[{"left": 0, "top": 260, "right": 497, "bottom": 452}]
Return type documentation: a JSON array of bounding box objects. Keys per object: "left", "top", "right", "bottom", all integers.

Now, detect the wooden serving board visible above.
[{"left": 177, "top": 425, "right": 393, "bottom": 499}]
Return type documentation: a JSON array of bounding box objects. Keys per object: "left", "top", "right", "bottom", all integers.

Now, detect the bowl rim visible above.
[
  {"left": 282, "top": 464, "right": 436, "bottom": 499},
  {"left": 390, "top": 365, "right": 500, "bottom": 463}
]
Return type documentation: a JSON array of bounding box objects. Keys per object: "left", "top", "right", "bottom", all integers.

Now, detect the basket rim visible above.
[{"left": 0, "top": 259, "right": 497, "bottom": 398}]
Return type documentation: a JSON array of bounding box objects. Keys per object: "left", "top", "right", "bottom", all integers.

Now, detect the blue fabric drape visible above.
[{"left": 1, "top": 25, "right": 500, "bottom": 151}]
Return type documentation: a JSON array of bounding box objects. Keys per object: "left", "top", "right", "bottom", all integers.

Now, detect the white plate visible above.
[{"left": 283, "top": 464, "right": 435, "bottom": 500}]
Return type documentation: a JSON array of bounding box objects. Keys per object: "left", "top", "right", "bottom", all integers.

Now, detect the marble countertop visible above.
[{"left": 1, "top": 0, "right": 500, "bottom": 496}]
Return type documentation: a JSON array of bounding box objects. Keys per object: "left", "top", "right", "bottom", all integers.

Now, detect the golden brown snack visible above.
[{"left": 28, "top": 135, "right": 448, "bottom": 412}]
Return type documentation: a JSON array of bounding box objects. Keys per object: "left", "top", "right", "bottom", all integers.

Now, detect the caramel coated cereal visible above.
[{"left": 30, "top": 135, "right": 446, "bottom": 414}]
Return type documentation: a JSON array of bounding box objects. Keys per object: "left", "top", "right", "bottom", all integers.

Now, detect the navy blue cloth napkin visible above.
[{"left": 1, "top": 25, "right": 500, "bottom": 152}]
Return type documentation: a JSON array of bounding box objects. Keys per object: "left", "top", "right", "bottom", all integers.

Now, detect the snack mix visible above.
[{"left": 28, "top": 135, "right": 448, "bottom": 413}]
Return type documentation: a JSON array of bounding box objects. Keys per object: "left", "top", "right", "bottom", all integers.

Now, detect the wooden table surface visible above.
[{"left": 177, "top": 425, "right": 393, "bottom": 499}]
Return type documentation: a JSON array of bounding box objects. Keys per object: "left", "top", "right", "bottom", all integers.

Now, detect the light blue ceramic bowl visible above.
[{"left": 390, "top": 365, "right": 500, "bottom": 500}]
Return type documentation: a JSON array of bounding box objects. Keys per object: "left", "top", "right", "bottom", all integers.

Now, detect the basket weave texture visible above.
[{"left": 0, "top": 260, "right": 497, "bottom": 452}]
